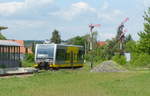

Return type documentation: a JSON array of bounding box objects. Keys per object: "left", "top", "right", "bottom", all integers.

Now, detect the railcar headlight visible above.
[{"left": 34, "top": 64, "right": 38, "bottom": 67}]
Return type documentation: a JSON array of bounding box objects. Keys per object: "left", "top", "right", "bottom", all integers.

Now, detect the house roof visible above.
[
  {"left": 97, "top": 41, "right": 107, "bottom": 46},
  {"left": 0, "top": 40, "right": 20, "bottom": 46},
  {"left": 10, "top": 40, "right": 24, "bottom": 46}
]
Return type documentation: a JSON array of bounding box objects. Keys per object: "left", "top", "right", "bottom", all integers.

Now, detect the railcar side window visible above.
[{"left": 56, "top": 49, "right": 66, "bottom": 60}]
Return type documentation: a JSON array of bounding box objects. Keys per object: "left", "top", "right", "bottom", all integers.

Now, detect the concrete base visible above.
[{"left": 0, "top": 67, "right": 38, "bottom": 75}]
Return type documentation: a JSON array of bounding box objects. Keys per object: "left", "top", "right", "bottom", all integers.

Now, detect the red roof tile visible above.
[{"left": 97, "top": 41, "right": 107, "bottom": 46}]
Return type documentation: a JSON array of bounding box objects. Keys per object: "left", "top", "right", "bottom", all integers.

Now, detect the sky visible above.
[{"left": 0, "top": 0, "right": 150, "bottom": 41}]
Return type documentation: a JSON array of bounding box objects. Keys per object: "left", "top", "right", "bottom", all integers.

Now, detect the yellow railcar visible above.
[{"left": 34, "top": 44, "right": 84, "bottom": 69}]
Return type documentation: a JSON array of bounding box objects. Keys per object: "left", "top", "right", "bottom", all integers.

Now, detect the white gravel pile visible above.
[{"left": 91, "top": 61, "right": 128, "bottom": 72}]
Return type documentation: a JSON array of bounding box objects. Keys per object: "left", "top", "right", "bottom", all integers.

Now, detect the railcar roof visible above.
[
  {"left": 0, "top": 40, "right": 21, "bottom": 46},
  {"left": 37, "top": 44, "right": 83, "bottom": 47}
]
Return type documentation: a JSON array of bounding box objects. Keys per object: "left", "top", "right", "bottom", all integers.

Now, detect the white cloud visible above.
[
  {"left": 143, "top": 0, "right": 150, "bottom": 7},
  {"left": 0, "top": 0, "right": 54, "bottom": 16},
  {"left": 101, "top": 1, "right": 109, "bottom": 10},
  {"left": 0, "top": 2, "right": 23, "bottom": 15},
  {"left": 51, "top": 2, "right": 96, "bottom": 20},
  {"left": 72, "top": 1, "right": 94, "bottom": 10},
  {"left": 51, "top": 1, "right": 122, "bottom": 22},
  {"left": 98, "top": 9, "right": 123, "bottom": 22},
  {"left": 24, "top": 0, "right": 54, "bottom": 8},
  {"left": 26, "top": 0, "right": 53, "bottom": 5},
  {"left": 97, "top": 1, "right": 123, "bottom": 22},
  {"left": 113, "top": 10, "right": 122, "bottom": 16}
]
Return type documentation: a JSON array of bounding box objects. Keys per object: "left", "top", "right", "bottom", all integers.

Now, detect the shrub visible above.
[
  {"left": 22, "top": 54, "right": 35, "bottom": 67},
  {"left": 84, "top": 53, "right": 105, "bottom": 63},
  {"left": 130, "top": 53, "right": 150, "bottom": 67},
  {"left": 112, "top": 54, "right": 126, "bottom": 65},
  {"left": 24, "top": 53, "right": 34, "bottom": 62}
]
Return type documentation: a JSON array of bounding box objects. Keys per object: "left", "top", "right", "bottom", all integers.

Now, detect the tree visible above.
[
  {"left": 66, "top": 32, "right": 97, "bottom": 50},
  {"left": 67, "top": 36, "right": 86, "bottom": 46},
  {"left": 50, "top": 30, "right": 61, "bottom": 44},
  {"left": 125, "top": 40, "right": 137, "bottom": 53},
  {"left": 0, "top": 26, "right": 7, "bottom": 40},
  {"left": 125, "top": 34, "right": 133, "bottom": 42},
  {"left": 138, "top": 8, "right": 150, "bottom": 54},
  {"left": 104, "top": 38, "right": 117, "bottom": 59},
  {"left": 66, "top": 34, "right": 90, "bottom": 46},
  {"left": 124, "top": 34, "right": 137, "bottom": 53},
  {"left": 0, "top": 33, "right": 6, "bottom": 40},
  {"left": 32, "top": 42, "right": 35, "bottom": 53}
]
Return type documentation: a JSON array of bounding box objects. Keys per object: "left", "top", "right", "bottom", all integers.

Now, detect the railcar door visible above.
[
  {"left": 66, "top": 46, "right": 79, "bottom": 67},
  {"left": 70, "top": 51, "right": 73, "bottom": 68}
]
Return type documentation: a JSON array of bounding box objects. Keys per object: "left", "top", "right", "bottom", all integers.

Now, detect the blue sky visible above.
[{"left": 0, "top": 0, "right": 150, "bottom": 40}]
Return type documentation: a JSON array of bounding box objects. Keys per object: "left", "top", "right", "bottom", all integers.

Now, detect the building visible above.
[
  {"left": 9, "top": 40, "right": 33, "bottom": 60},
  {"left": 0, "top": 40, "right": 21, "bottom": 68}
]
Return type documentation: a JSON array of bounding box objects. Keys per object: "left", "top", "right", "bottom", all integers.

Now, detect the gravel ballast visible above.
[{"left": 91, "top": 61, "right": 128, "bottom": 72}]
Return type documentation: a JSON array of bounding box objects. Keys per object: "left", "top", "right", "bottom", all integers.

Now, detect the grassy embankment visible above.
[{"left": 0, "top": 66, "right": 150, "bottom": 96}]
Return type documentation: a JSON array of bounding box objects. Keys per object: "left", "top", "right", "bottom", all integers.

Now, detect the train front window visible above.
[{"left": 37, "top": 45, "right": 54, "bottom": 59}]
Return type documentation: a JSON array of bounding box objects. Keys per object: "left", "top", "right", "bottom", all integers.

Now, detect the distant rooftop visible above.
[
  {"left": 97, "top": 41, "right": 107, "bottom": 46},
  {"left": 0, "top": 40, "right": 21, "bottom": 46}
]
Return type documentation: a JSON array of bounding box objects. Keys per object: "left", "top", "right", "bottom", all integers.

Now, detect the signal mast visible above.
[
  {"left": 89, "top": 24, "right": 101, "bottom": 50},
  {"left": 117, "top": 17, "right": 129, "bottom": 54},
  {"left": 88, "top": 24, "right": 100, "bottom": 69}
]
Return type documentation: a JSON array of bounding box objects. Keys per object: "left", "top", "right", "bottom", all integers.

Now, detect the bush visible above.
[
  {"left": 130, "top": 53, "right": 150, "bottom": 67},
  {"left": 22, "top": 54, "right": 35, "bottom": 67},
  {"left": 24, "top": 53, "right": 34, "bottom": 62},
  {"left": 84, "top": 53, "right": 105, "bottom": 63},
  {"left": 112, "top": 54, "right": 126, "bottom": 65}
]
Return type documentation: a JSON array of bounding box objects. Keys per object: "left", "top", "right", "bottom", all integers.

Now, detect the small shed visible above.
[{"left": 0, "top": 40, "right": 21, "bottom": 68}]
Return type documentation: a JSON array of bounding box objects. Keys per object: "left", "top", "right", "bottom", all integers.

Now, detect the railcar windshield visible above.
[{"left": 36, "top": 45, "right": 54, "bottom": 59}]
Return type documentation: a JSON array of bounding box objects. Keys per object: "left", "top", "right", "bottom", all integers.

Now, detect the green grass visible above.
[{"left": 0, "top": 69, "right": 150, "bottom": 96}]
